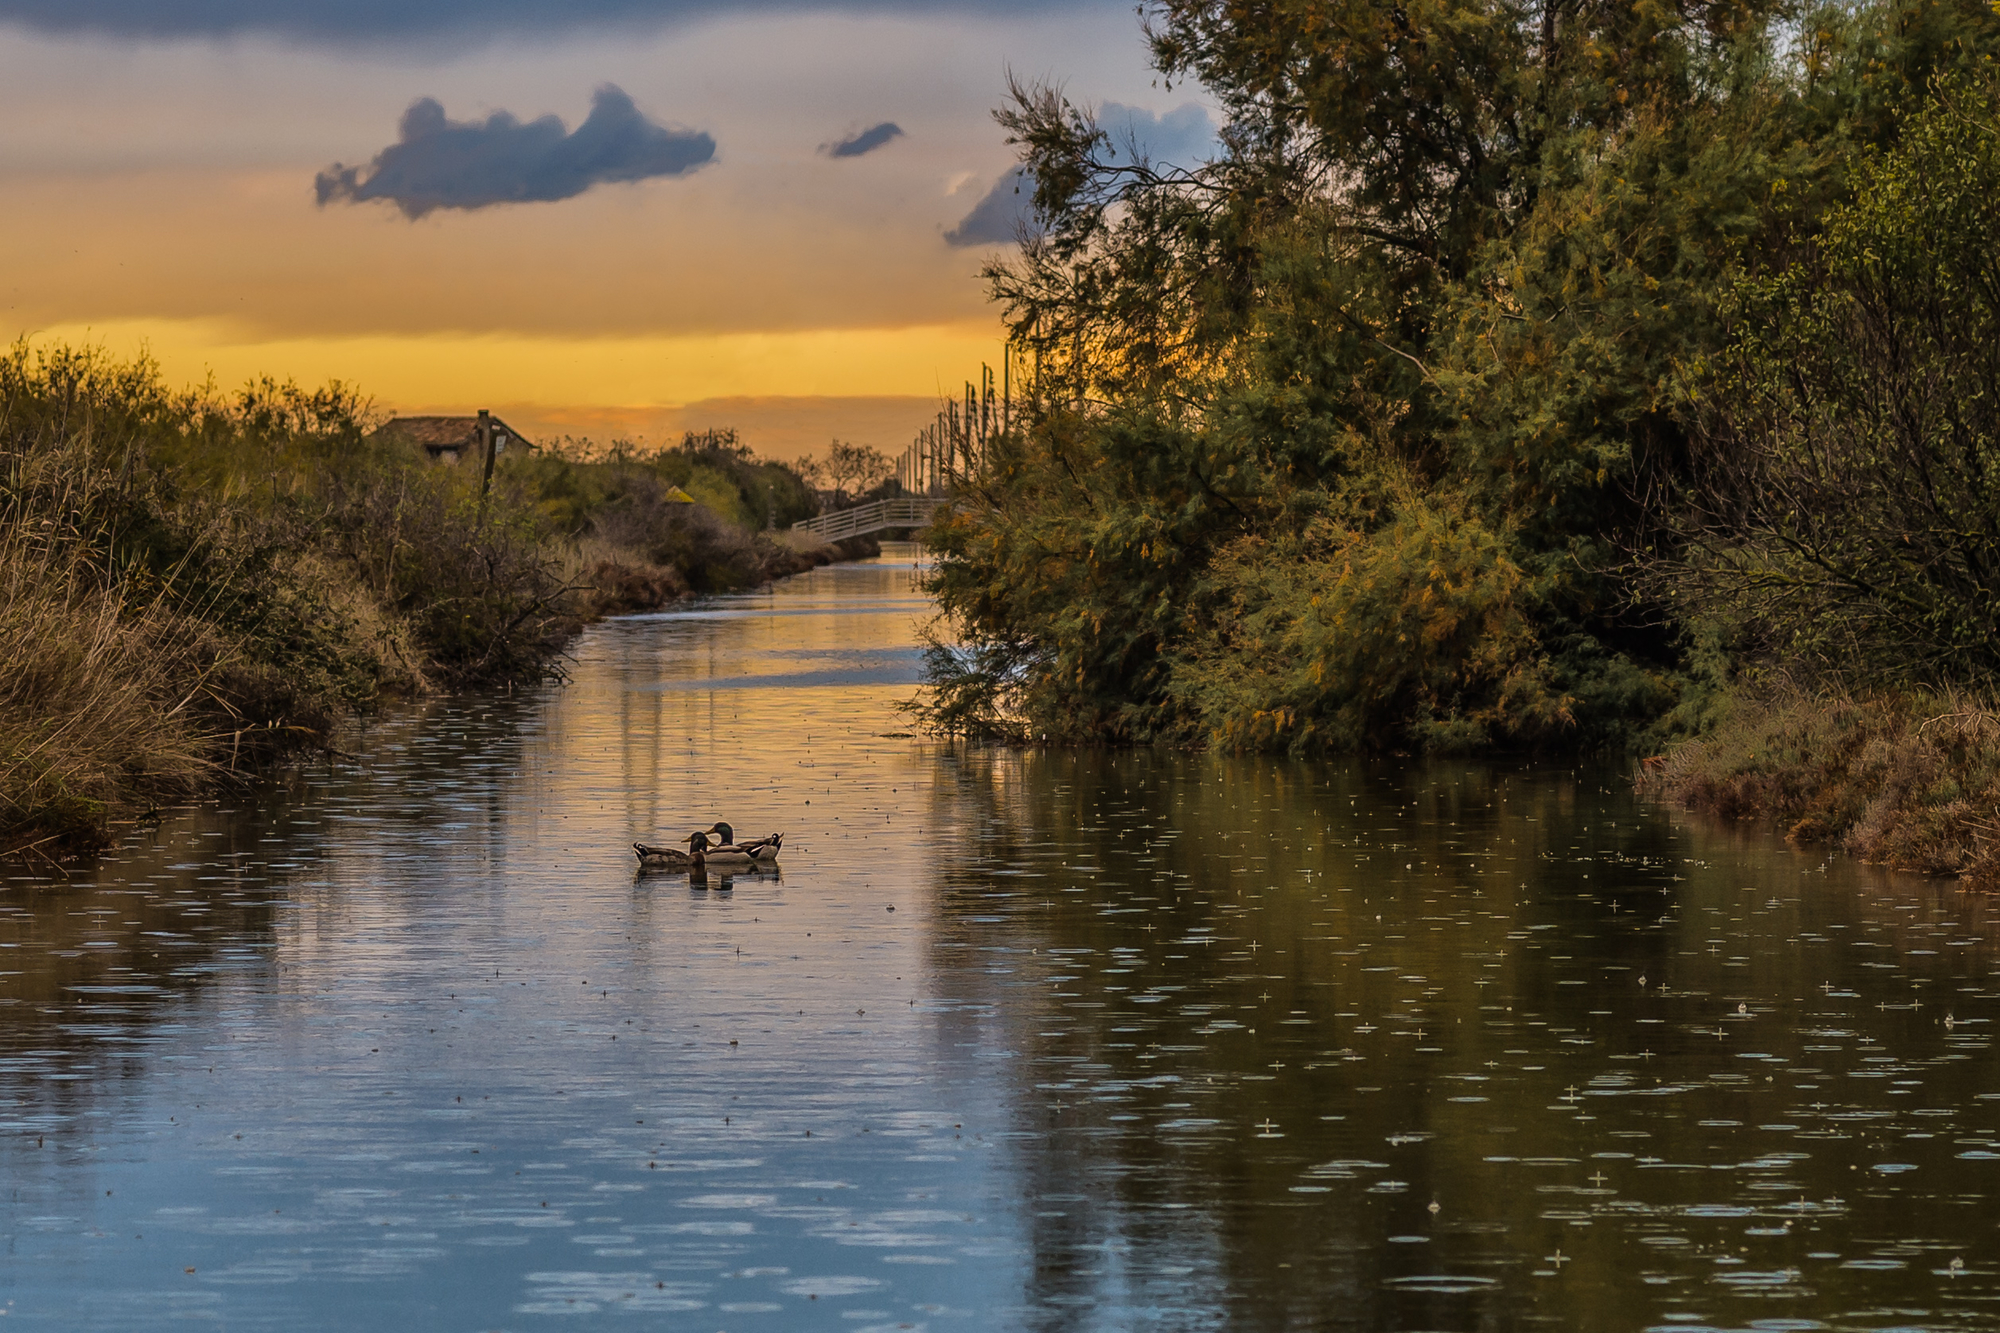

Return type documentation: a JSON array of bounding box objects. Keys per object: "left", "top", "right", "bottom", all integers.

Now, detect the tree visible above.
[
  {"left": 802, "top": 439, "right": 892, "bottom": 497},
  {"left": 919, "top": 0, "right": 2000, "bottom": 750},
  {"left": 1662, "top": 75, "right": 2000, "bottom": 686}
]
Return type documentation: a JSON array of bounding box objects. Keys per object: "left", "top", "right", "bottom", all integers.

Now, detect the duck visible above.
[
  {"left": 705, "top": 823, "right": 783, "bottom": 862},
  {"left": 686, "top": 829, "right": 760, "bottom": 868},
  {"left": 633, "top": 831, "right": 706, "bottom": 869}
]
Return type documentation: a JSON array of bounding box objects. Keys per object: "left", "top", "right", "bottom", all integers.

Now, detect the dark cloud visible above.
[
  {"left": 823, "top": 122, "right": 903, "bottom": 159},
  {"left": 944, "top": 165, "right": 1034, "bottom": 247},
  {"left": 0, "top": 0, "right": 1113, "bottom": 43},
  {"left": 316, "top": 85, "right": 713, "bottom": 219},
  {"left": 944, "top": 103, "right": 1216, "bottom": 248}
]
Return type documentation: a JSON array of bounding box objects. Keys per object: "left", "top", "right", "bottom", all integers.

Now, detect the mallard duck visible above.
[
  {"left": 705, "top": 823, "right": 783, "bottom": 862},
  {"left": 633, "top": 832, "right": 705, "bottom": 869},
  {"left": 686, "top": 830, "right": 759, "bottom": 868}
]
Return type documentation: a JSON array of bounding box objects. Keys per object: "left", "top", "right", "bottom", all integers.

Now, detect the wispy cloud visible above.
[
  {"left": 823, "top": 122, "right": 904, "bottom": 158},
  {"left": 316, "top": 85, "right": 714, "bottom": 219}
]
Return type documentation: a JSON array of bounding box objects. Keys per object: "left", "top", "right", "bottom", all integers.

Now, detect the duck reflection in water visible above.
[{"left": 684, "top": 862, "right": 781, "bottom": 892}]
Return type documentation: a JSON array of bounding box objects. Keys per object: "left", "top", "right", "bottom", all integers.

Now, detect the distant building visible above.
[{"left": 372, "top": 414, "right": 533, "bottom": 466}]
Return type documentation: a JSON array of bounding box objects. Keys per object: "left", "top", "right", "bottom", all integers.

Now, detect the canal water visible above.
[{"left": 4, "top": 545, "right": 1999, "bottom": 1331}]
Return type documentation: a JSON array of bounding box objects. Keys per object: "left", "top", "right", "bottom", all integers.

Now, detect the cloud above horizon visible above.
[
  {"left": 316, "top": 85, "right": 713, "bottom": 218},
  {"left": 1099, "top": 101, "right": 1216, "bottom": 169},
  {"left": 823, "top": 121, "right": 903, "bottom": 158},
  {"left": 944, "top": 165, "right": 1033, "bottom": 247},
  {"left": 0, "top": 0, "right": 1113, "bottom": 42},
  {"left": 945, "top": 102, "right": 1216, "bottom": 247}
]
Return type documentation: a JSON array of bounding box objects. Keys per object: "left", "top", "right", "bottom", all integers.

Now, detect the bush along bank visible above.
[
  {"left": 1639, "top": 689, "right": 2000, "bottom": 889},
  {"left": 579, "top": 528, "right": 880, "bottom": 617},
  {"left": 918, "top": 0, "right": 2000, "bottom": 764},
  {"left": 499, "top": 429, "right": 872, "bottom": 615},
  {"left": 909, "top": 1, "right": 2000, "bottom": 880},
  {"left": 0, "top": 343, "right": 838, "bottom": 858},
  {"left": 1628, "top": 72, "right": 2000, "bottom": 877}
]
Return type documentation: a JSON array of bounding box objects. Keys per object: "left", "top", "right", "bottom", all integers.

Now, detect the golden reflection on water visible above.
[{"left": 3, "top": 546, "right": 2000, "bottom": 1331}]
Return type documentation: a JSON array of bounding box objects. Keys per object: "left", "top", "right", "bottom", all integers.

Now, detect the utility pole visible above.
[
  {"left": 478, "top": 409, "right": 496, "bottom": 502},
  {"left": 1002, "top": 345, "right": 1010, "bottom": 437}
]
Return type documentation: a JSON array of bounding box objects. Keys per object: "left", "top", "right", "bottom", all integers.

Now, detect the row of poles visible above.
[{"left": 896, "top": 355, "right": 1012, "bottom": 497}]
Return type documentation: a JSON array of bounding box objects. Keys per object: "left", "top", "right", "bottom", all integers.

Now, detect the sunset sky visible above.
[{"left": 0, "top": 1, "right": 1215, "bottom": 459}]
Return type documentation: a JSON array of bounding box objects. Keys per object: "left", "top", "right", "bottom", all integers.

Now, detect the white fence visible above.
[{"left": 792, "top": 496, "right": 946, "bottom": 542}]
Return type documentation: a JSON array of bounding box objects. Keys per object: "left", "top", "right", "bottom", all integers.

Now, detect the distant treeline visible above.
[
  {"left": 0, "top": 347, "right": 836, "bottom": 855},
  {"left": 922, "top": 0, "right": 2000, "bottom": 760}
]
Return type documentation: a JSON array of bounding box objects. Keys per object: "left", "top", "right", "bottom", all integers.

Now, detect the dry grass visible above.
[
  {"left": 0, "top": 510, "right": 222, "bottom": 854},
  {"left": 0, "top": 341, "right": 578, "bottom": 855},
  {"left": 1640, "top": 685, "right": 2000, "bottom": 888},
  {"left": 0, "top": 342, "right": 857, "bottom": 857}
]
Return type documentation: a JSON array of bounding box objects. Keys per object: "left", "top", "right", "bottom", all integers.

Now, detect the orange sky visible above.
[{"left": 0, "top": 7, "right": 1194, "bottom": 460}]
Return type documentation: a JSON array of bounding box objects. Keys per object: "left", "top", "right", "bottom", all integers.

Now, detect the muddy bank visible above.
[{"left": 1640, "top": 686, "right": 2000, "bottom": 889}]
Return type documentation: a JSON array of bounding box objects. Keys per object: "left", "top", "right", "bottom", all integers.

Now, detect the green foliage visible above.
[
  {"left": 919, "top": 0, "right": 2000, "bottom": 753},
  {"left": 1167, "top": 483, "right": 1589, "bottom": 753},
  {"left": 498, "top": 428, "right": 820, "bottom": 592},
  {"left": 1664, "top": 73, "right": 2000, "bottom": 686},
  {"left": 503, "top": 429, "right": 818, "bottom": 541},
  {"left": 671, "top": 428, "right": 820, "bottom": 530}
]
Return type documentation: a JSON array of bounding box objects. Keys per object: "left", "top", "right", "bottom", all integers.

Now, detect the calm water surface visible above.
[{"left": 5, "top": 546, "right": 2000, "bottom": 1331}]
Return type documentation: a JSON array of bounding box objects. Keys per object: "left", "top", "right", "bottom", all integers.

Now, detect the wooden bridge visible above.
[{"left": 792, "top": 496, "right": 946, "bottom": 543}]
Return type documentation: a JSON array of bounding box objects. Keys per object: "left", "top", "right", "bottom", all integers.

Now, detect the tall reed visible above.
[
  {"left": 0, "top": 341, "right": 837, "bottom": 855},
  {"left": 0, "top": 450, "right": 221, "bottom": 852}
]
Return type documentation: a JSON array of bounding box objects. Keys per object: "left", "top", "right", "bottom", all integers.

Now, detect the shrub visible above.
[
  {"left": 1664, "top": 75, "right": 2000, "bottom": 688},
  {"left": 1642, "top": 685, "right": 2000, "bottom": 887}
]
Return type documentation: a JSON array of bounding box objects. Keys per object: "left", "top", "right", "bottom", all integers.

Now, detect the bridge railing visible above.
[{"left": 791, "top": 496, "right": 945, "bottom": 542}]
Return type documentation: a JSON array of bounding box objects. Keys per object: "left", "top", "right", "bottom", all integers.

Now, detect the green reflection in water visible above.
[{"left": 922, "top": 747, "right": 2000, "bottom": 1330}]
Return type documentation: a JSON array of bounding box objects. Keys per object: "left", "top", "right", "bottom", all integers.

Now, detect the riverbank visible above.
[
  {"left": 9, "top": 579, "right": 1991, "bottom": 1329},
  {"left": 1639, "top": 686, "right": 2000, "bottom": 889},
  {"left": 580, "top": 532, "right": 879, "bottom": 618},
  {"left": 0, "top": 342, "right": 849, "bottom": 859}
]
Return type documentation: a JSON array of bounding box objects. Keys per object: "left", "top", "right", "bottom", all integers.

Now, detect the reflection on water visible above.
[{"left": 3, "top": 545, "right": 1998, "bottom": 1331}]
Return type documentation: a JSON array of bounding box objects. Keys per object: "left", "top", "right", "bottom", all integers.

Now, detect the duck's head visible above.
[
  {"left": 707, "top": 822, "right": 735, "bottom": 844},
  {"left": 686, "top": 831, "right": 712, "bottom": 853}
]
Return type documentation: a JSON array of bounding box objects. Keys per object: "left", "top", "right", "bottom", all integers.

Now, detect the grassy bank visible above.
[
  {"left": 1639, "top": 687, "right": 2000, "bottom": 888},
  {"left": 506, "top": 429, "right": 869, "bottom": 614},
  {"left": 0, "top": 343, "right": 841, "bottom": 858}
]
